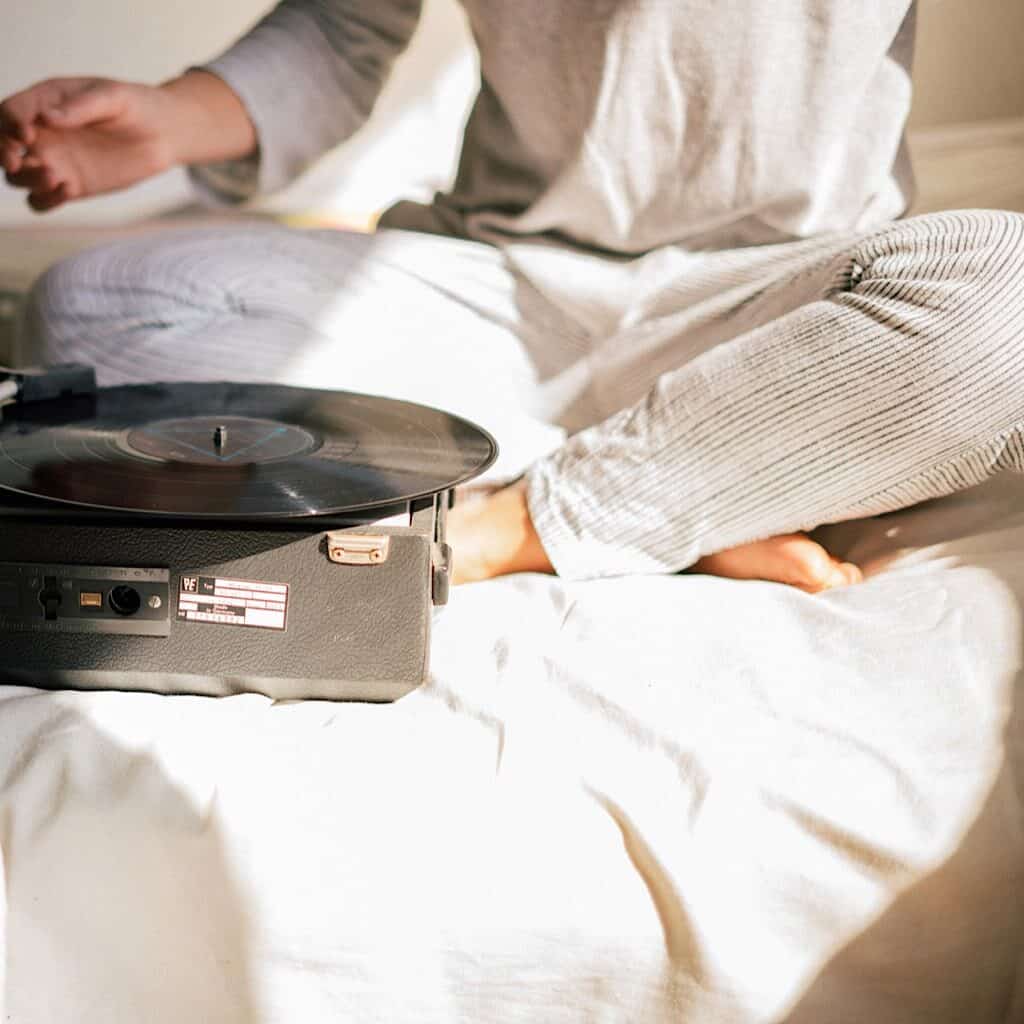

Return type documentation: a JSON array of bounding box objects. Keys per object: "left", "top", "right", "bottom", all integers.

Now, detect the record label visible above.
[{"left": 126, "top": 416, "right": 324, "bottom": 466}]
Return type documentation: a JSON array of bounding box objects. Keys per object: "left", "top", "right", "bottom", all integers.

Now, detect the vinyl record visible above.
[{"left": 0, "top": 382, "right": 497, "bottom": 518}]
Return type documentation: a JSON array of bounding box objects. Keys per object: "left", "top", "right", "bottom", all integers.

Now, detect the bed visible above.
[
  {"left": 2, "top": 463, "right": 1023, "bottom": 1022},
  {"left": 2, "top": 115, "right": 1024, "bottom": 1022}
]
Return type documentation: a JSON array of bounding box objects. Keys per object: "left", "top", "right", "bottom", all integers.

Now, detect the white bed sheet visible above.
[{"left": 1, "top": 473, "right": 1023, "bottom": 1023}]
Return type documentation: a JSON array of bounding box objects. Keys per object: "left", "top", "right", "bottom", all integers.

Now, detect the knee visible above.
[
  {"left": 979, "top": 210, "right": 1024, "bottom": 294},
  {"left": 926, "top": 209, "right": 1024, "bottom": 338},
  {"left": 18, "top": 229, "right": 223, "bottom": 376},
  {"left": 853, "top": 209, "right": 1024, "bottom": 352},
  {"left": 944, "top": 207, "right": 1024, "bottom": 267},
  {"left": 18, "top": 245, "right": 113, "bottom": 366},
  {"left": 895, "top": 208, "right": 1024, "bottom": 290},
  {"left": 844, "top": 209, "right": 1024, "bottom": 417}
]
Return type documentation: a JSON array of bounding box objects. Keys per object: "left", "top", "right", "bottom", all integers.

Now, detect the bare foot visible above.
[
  {"left": 692, "top": 533, "right": 862, "bottom": 593},
  {"left": 449, "top": 482, "right": 861, "bottom": 593},
  {"left": 449, "top": 481, "right": 553, "bottom": 585}
]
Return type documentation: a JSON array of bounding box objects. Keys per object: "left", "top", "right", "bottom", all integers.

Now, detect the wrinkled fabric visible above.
[
  {"left": 1, "top": 471, "right": 1022, "bottom": 1022},
  {"left": 197, "top": 0, "right": 917, "bottom": 253}
]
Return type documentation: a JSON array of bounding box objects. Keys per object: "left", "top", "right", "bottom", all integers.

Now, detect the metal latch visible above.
[{"left": 326, "top": 532, "right": 390, "bottom": 565}]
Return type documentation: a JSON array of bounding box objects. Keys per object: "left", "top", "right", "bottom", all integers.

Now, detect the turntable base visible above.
[{"left": 0, "top": 381, "right": 494, "bottom": 701}]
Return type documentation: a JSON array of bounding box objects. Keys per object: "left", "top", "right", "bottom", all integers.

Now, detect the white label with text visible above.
[{"left": 177, "top": 575, "right": 288, "bottom": 631}]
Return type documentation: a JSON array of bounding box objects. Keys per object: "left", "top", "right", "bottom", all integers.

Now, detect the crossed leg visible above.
[
  {"left": 18, "top": 221, "right": 577, "bottom": 480},
  {"left": 454, "top": 210, "right": 1024, "bottom": 586},
  {"left": 23, "top": 211, "right": 1024, "bottom": 591}
]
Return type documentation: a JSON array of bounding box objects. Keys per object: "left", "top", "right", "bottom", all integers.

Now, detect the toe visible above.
[
  {"left": 773, "top": 538, "right": 862, "bottom": 593},
  {"left": 817, "top": 559, "right": 863, "bottom": 592},
  {"left": 691, "top": 532, "right": 863, "bottom": 593},
  {"left": 837, "top": 561, "right": 863, "bottom": 586}
]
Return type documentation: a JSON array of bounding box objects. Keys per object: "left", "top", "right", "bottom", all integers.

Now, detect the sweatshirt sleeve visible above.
[{"left": 189, "top": 0, "right": 424, "bottom": 203}]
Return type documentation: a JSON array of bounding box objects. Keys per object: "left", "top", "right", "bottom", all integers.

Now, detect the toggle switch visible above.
[{"left": 38, "top": 575, "right": 62, "bottom": 621}]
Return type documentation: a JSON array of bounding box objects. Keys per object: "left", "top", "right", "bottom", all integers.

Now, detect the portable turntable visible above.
[{"left": 0, "top": 380, "right": 496, "bottom": 701}]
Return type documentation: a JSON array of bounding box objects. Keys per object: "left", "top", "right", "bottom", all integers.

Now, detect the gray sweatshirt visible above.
[{"left": 200, "top": 0, "right": 918, "bottom": 255}]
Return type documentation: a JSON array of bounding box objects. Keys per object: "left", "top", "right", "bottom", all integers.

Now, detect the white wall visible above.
[
  {"left": 1, "top": 0, "right": 271, "bottom": 89},
  {"left": 909, "top": 0, "right": 1024, "bottom": 128}
]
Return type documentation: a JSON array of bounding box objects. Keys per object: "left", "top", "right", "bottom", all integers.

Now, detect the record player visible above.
[{"left": 0, "top": 380, "right": 496, "bottom": 701}]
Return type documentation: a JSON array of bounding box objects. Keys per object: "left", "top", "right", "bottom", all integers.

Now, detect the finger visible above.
[
  {"left": 0, "top": 137, "right": 26, "bottom": 174},
  {"left": 32, "top": 142, "right": 84, "bottom": 198},
  {"left": 43, "top": 81, "right": 125, "bottom": 129},
  {"left": 0, "top": 78, "right": 100, "bottom": 143},
  {"left": 28, "top": 182, "right": 70, "bottom": 213},
  {"left": 0, "top": 82, "right": 64, "bottom": 144},
  {"left": 5, "top": 163, "right": 61, "bottom": 192},
  {"left": 0, "top": 100, "right": 37, "bottom": 146}
]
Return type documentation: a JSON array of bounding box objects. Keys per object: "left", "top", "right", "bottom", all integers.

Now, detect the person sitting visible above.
[{"left": 2, "top": 1, "right": 1023, "bottom": 590}]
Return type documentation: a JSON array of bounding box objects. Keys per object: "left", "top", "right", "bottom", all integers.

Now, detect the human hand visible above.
[
  {"left": 1, "top": 71, "right": 256, "bottom": 213},
  {"left": 0, "top": 77, "right": 182, "bottom": 211}
]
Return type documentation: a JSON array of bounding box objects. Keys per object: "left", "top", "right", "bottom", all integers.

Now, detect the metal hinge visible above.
[
  {"left": 431, "top": 541, "right": 452, "bottom": 606},
  {"left": 326, "top": 532, "right": 390, "bottom": 565}
]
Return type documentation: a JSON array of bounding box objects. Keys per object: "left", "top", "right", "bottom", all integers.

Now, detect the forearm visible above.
[
  {"left": 159, "top": 70, "right": 256, "bottom": 168},
  {"left": 189, "top": 0, "right": 423, "bottom": 200}
]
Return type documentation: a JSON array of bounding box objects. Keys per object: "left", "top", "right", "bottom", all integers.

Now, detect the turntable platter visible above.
[{"left": 0, "top": 382, "right": 497, "bottom": 518}]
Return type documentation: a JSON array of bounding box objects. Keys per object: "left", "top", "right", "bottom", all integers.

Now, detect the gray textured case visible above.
[{"left": 0, "top": 498, "right": 447, "bottom": 702}]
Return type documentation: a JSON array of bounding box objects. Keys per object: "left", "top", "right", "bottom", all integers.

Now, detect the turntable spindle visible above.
[{"left": 213, "top": 425, "right": 227, "bottom": 452}]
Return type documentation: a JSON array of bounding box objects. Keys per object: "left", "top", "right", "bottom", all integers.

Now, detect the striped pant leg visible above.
[
  {"left": 527, "top": 209, "right": 1024, "bottom": 580},
  {"left": 17, "top": 222, "right": 581, "bottom": 473}
]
